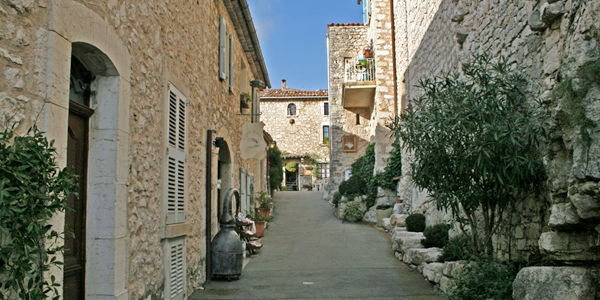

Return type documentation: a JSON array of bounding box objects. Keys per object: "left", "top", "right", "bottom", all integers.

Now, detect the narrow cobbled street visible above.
[{"left": 191, "top": 191, "right": 443, "bottom": 300}]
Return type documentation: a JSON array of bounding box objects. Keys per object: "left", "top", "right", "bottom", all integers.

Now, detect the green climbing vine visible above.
[{"left": 0, "top": 127, "right": 77, "bottom": 300}]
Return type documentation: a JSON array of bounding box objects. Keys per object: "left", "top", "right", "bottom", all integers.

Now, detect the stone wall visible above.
[
  {"left": 0, "top": 0, "right": 269, "bottom": 299},
  {"left": 326, "top": 24, "right": 372, "bottom": 195},
  {"left": 261, "top": 98, "right": 329, "bottom": 159},
  {"left": 394, "top": 0, "right": 600, "bottom": 262}
]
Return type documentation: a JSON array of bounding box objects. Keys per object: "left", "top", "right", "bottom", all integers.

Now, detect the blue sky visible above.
[{"left": 247, "top": 0, "right": 363, "bottom": 91}]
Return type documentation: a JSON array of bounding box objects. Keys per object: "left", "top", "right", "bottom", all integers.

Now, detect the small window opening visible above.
[
  {"left": 356, "top": 114, "right": 360, "bottom": 125},
  {"left": 287, "top": 103, "right": 296, "bottom": 116}
]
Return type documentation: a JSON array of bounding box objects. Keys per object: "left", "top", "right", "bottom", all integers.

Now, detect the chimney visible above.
[{"left": 282, "top": 79, "right": 286, "bottom": 89}]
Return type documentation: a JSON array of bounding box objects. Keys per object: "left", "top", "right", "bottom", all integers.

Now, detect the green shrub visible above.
[
  {"left": 447, "top": 259, "right": 517, "bottom": 300},
  {"left": 338, "top": 175, "right": 368, "bottom": 197},
  {"left": 422, "top": 223, "right": 450, "bottom": 248},
  {"left": 344, "top": 200, "right": 363, "bottom": 221},
  {"left": 269, "top": 145, "right": 283, "bottom": 193},
  {"left": 0, "top": 127, "right": 77, "bottom": 299},
  {"left": 332, "top": 191, "right": 342, "bottom": 208},
  {"left": 405, "top": 213, "right": 426, "bottom": 232},
  {"left": 439, "top": 234, "right": 473, "bottom": 262}
]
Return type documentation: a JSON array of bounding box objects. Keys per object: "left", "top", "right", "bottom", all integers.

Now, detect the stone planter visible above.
[
  {"left": 254, "top": 221, "right": 266, "bottom": 237},
  {"left": 376, "top": 205, "right": 393, "bottom": 226}
]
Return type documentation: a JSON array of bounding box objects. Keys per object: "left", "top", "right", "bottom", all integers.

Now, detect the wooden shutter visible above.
[
  {"left": 228, "top": 34, "right": 234, "bottom": 93},
  {"left": 219, "top": 15, "right": 227, "bottom": 81},
  {"left": 363, "top": 0, "right": 370, "bottom": 25},
  {"left": 166, "top": 83, "right": 187, "bottom": 224},
  {"left": 165, "top": 237, "right": 186, "bottom": 300},
  {"left": 239, "top": 168, "right": 246, "bottom": 214}
]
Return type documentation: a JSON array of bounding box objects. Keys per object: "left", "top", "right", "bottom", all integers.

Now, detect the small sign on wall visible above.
[{"left": 342, "top": 135, "right": 357, "bottom": 152}]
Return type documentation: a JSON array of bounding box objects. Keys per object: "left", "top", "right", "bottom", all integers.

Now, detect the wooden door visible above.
[{"left": 64, "top": 101, "right": 93, "bottom": 300}]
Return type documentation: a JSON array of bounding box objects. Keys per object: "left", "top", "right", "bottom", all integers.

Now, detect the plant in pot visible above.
[
  {"left": 255, "top": 191, "right": 273, "bottom": 218},
  {"left": 247, "top": 211, "right": 272, "bottom": 238}
]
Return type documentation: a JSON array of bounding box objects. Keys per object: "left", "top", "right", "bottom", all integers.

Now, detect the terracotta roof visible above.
[
  {"left": 260, "top": 88, "right": 328, "bottom": 99},
  {"left": 327, "top": 23, "right": 364, "bottom": 27}
]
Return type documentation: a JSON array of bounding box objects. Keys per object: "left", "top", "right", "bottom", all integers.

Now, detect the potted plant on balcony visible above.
[{"left": 255, "top": 191, "right": 273, "bottom": 218}]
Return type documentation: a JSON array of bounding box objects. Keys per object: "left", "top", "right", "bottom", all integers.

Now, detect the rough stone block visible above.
[
  {"left": 403, "top": 248, "right": 442, "bottom": 265},
  {"left": 390, "top": 214, "right": 407, "bottom": 227},
  {"left": 423, "top": 262, "right": 445, "bottom": 284},
  {"left": 548, "top": 202, "right": 580, "bottom": 227},
  {"left": 391, "top": 231, "right": 424, "bottom": 253},
  {"left": 363, "top": 206, "right": 377, "bottom": 224},
  {"left": 513, "top": 267, "right": 596, "bottom": 300},
  {"left": 541, "top": 2, "right": 565, "bottom": 23},
  {"left": 539, "top": 231, "right": 599, "bottom": 260},
  {"left": 382, "top": 217, "right": 392, "bottom": 231},
  {"left": 442, "top": 260, "right": 469, "bottom": 279},
  {"left": 528, "top": 11, "right": 547, "bottom": 32},
  {"left": 571, "top": 193, "right": 600, "bottom": 219},
  {"left": 439, "top": 276, "right": 456, "bottom": 294}
]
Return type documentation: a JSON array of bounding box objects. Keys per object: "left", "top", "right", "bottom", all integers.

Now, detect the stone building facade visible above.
[
  {"left": 326, "top": 0, "right": 396, "bottom": 199},
  {"left": 0, "top": 0, "right": 271, "bottom": 299},
  {"left": 331, "top": 0, "right": 600, "bottom": 296},
  {"left": 260, "top": 80, "right": 330, "bottom": 190}
]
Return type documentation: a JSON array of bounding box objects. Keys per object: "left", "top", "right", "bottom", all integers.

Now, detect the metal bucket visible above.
[{"left": 211, "top": 188, "right": 244, "bottom": 279}]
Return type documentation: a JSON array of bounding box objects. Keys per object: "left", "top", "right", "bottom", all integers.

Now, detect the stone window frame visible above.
[{"left": 287, "top": 103, "right": 297, "bottom": 116}]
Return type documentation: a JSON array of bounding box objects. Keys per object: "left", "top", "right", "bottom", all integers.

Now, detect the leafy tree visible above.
[
  {"left": 268, "top": 145, "right": 283, "bottom": 193},
  {"left": 0, "top": 127, "right": 77, "bottom": 299},
  {"left": 390, "top": 54, "right": 546, "bottom": 256}
]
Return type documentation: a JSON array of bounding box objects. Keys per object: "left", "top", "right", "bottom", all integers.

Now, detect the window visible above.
[
  {"left": 287, "top": 103, "right": 296, "bottom": 116},
  {"left": 228, "top": 34, "right": 234, "bottom": 93},
  {"left": 324, "top": 102, "right": 329, "bottom": 115},
  {"left": 219, "top": 15, "right": 227, "bottom": 81},
  {"left": 317, "top": 163, "right": 329, "bottom": 179},
  {"left": 165, "top": 83, "right": 187, "bottom": 224},
  {"left": 362, "top": 0, "right": 371, "bottom": 25},
  {"left": 323, "top": 125, "right": 329, "bottom": 143},
  {"left": 165, "top": 237, "right": 186, "bottom": 300},
  {"left": 356, "top": 114, "right": 360, "bottom": 125}
]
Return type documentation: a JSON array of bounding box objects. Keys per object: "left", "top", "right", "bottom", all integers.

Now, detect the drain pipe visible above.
[
  {"left": 390, "top": 0, "right": 398, "bottom": 117},
  {"left": 205, "top": 129, "right": 215, "bottom": 281}
]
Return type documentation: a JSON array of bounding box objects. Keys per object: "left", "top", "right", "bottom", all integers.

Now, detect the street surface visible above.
[{"left": 191, "top": 191, "right": 443, "bottom": 300}]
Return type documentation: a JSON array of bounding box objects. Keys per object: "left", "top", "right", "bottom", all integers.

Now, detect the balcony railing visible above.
[{"left": 344, "top": 57, "right": 375, "bottom": 83}]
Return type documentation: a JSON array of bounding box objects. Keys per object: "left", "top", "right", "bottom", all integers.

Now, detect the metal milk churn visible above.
[{"left": 211, "top": 188, "right": 244, "bottom": 279}]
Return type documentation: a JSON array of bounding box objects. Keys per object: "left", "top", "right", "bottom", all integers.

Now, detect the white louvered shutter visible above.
[
  {"left": 228, "top": 34, "right": 234, "bottom": 93},
  {"left": 166, "top": 237, "right": 186, "bottom": 300},
  {"left": 219, "top": 15, "right": 227, "bottom": 81},
  {"left": 363, "top": 0, "right": 370, "bottom": 25},
  {"left": 166, "top": 83, "right": 187, "bottom": 224}
]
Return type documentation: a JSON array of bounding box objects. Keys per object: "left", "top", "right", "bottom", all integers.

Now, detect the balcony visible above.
[{"left": 343, "top": 57, "right": 376, "bottom": 108}]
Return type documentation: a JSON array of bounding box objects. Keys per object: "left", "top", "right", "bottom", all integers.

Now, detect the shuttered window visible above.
[
  {"left": 228, "top": 34, "right": 234, "bottom": 93},
  {"left": 166, "top": 83, "right": 187, "bottom": 224},
  {"left": 165, "top": 237, "right": 186, "bottom": 300},
  {"left": 363, "top": 0, "right": 371, "bottom": 25},
  {"left": 219, "top": 15, "right": 227, "bottom": 81}
]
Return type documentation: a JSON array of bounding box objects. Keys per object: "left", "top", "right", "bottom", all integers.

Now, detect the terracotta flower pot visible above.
[
  {"left": 254, "top": 221, "right": 265, "bottom": 238},
  {"left": 255, "top": 207, "right": 271, "bottom": 218}
]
